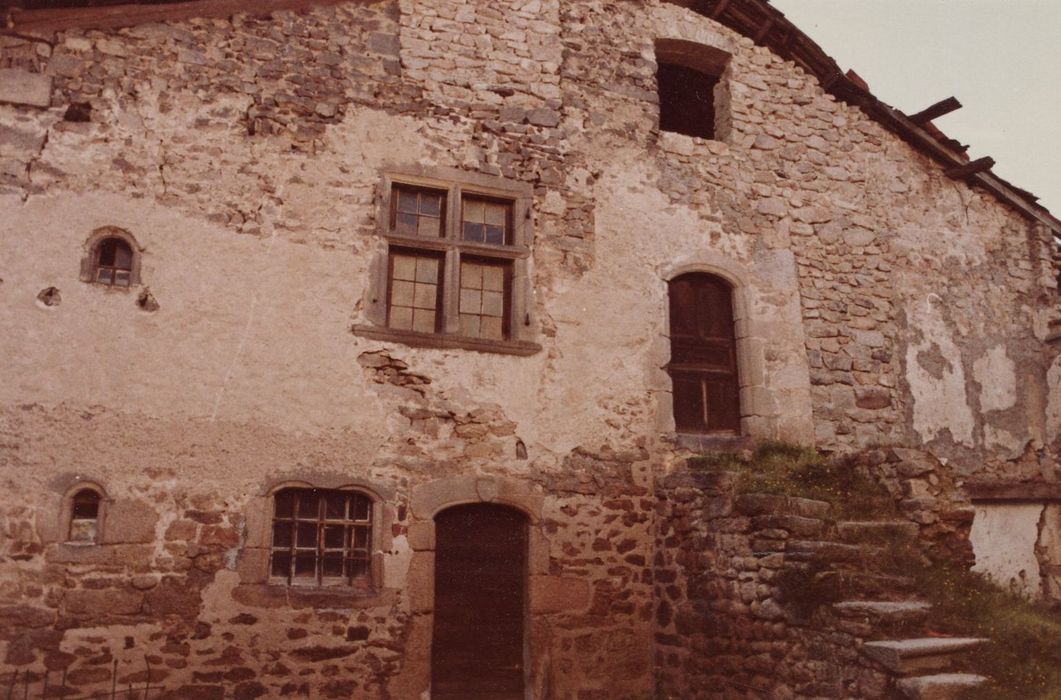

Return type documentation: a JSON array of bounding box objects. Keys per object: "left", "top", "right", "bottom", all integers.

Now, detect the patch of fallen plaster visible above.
[
  {"left": 385, "top": 534, "right": 412, "bottom": 589},
  {"left": 973, "top": 345, "right": 1017, "bottom": 413},
  {"left": 905, "top": 295, "right": 975, "bottom": 447},
  {"left": 970, "top": 503, "right": 1044, "bottom": 599}
]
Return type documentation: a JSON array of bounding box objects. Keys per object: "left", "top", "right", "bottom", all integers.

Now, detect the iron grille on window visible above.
[
  {"left": 94, "top": 237, "right": 134, "bottom": 287},
  {"left": 269, "top": 488, "right": 372, "bottom": 587}
]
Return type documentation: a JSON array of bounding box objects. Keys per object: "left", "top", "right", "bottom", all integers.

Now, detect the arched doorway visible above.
[{"left": 431, "top": 503, "right": 528, "bottom": 699}]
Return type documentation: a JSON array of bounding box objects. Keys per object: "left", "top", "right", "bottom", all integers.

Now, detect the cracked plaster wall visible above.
[{"left": 0, "top": 0, "right": 1057, "bottom": 696}]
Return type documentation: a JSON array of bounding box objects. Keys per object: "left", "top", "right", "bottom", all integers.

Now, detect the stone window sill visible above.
[
  {"left": 351, "top": 324, "right": 541, "bottom": 357},
  {"left": 233, "top": 584, "right": 396, "bottom": 610}
]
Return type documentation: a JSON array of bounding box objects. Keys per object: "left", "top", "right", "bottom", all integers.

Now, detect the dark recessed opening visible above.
[
  {"left": 657, "top": 62, "right": 718, "bottom": 140},
  {"left": 432, "top": 504, "right": 527, "bottom": 700}
]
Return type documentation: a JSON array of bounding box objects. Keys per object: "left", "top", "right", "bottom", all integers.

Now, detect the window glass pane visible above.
[
  {"left": 274, "top": 491, "right": 294, "bottom": 518},
  {"left": 272, "top": 521, "right": 293, "bottom": 548},
  {"left": 389, "top": 306, "right": 413, "bottom": 330},
  {"left": 413, "top": 283, "right": 437, "bottom": 309},
  {"left": 481, "top": 291, "right": 504, "bottom": 317},
  {"left": 391, "top": 280, "right": 415, "bottom": 307},
  {"left": 480, "top": 317, "right": 503, "bottom": 340},
  {"left": 324, "top": 525, "right": 346, "bottom": 549},
  {"left": 420, "top": 192, "right": 442, "bottom": 217},
  {"left": 325, "top": 493, "right": 347, "bottom": 519},
  {"left": 459, "top": 259, "right": 509, "bottom": 339},
  {"left": 392, "top": 254, "right": 416, "bottom": 281},
  {"left": 397, "top": 188, "right": 419, "bottom": 213},
  {"left": 98, "top": 239, "right": 117, "bottom": 267},
  {"left": 113, "top": 242, "right": 133, "bottom": 270},
  {"left": 296, "top": 491, "right": 319, "bottom": 519},
  {"left": 418, "top": 216, "right": 441, "bottom": 238},
  {"left": 114, "top": 271, "right": 130, "bottom": 286},
  {"left": 271, "top": 552, "right": 291, "bottom": 578},
  {"left": 353, "top": 528, "right": 369, "bottom": 551},
  {"left": 484, "top": 202, "right": 506, "bottom": 226},
  {"left": 462, "top": 222, "right": 485, "bottom": 243},
  {"left": 351, "top": 559, "right": 369, "bottom": 579},
  {"left": 396, "top": 212, "right": 417, "bottom": 235},
  {"left": 96, "top": 269, "right": 113, "bottom": 284},
  {"left": 296, "top": 522, "right": 318, "bottom": 548},
  {"left": 484, "top": 225, "right": 505, "bottom": 245},
  {"left": 415, "top": 257, "right": 439, "bottom": 283},
  {"left": 412, "top": 309, "right": 436, "bottom": 333},
  {"left": 460, "top": 289, "right": 482, "bottom": 313},
  {"left": 294, "top": 553, "right": 317, "bottom": 577},
  {"left": 459, "top": 314, "right": 481, "bottom": 337},
  {"left": 482, "top": 266, "right": 504, "bottom": 292},
  {"left": 463, "top": 198, "right": 485, "bottom": 223},
  {"left": 351, "top": 497, "right": 370, "bottom": 521},
  {"left": 322, "top": 554, "right": 344, "bottom": 578}
]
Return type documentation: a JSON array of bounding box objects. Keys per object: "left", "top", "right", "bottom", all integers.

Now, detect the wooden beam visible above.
[
  {"left": 909, "top": 97, "right": 962, "bottom": 125},
  {"left": 946, "top": 156, "right": 996, "bottom": 179},
  {"left": 710, "top": 0, "right": 730, "bottom": 19},
  {"left": 966, "top": 481, "right": 1061, "bottom": 502},
  {"left": 5, "top": 0, "right": 352, "bottom": 33},
  {"left": 754, "top": 17, "right": 774, "bottom": 44}
]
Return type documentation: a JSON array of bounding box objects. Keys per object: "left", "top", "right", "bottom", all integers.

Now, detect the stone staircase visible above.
[{"left": 738, "top": 494, "right": 990, "bottom": 699}]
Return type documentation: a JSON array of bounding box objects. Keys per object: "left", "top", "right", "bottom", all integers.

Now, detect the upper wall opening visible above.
[{"left": 655, "top": 38, "right": 731, "bottom": 141}]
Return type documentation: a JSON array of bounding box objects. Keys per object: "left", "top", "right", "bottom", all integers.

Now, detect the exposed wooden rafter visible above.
[{"left": 909, "top": 97, "right": 963, "bottom": 125}]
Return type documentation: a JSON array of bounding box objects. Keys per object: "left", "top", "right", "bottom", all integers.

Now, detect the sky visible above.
[{"left": 768, "top": 0, "right": 1061, "bottom": 217}]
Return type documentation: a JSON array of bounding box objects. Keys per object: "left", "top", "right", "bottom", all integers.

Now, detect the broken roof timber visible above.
[{"left": 670, "top": 0, "right": 1061, "bottom": 235}]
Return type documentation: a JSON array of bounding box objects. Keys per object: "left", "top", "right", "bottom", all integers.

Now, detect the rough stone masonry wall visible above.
[
  {"left": 0, "top": 0, "right": 1057, "bottom": 697},
  {"left": 0, "top": 0, "right": 656, "bottom": 696},
  {"left": 652, "top": 470, "right": 889, "bottom": 700}
]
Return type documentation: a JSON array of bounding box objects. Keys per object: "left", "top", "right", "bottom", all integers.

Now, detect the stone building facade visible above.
[{"left": 0, "top": 0, "right": 1059, "bottom": 697}]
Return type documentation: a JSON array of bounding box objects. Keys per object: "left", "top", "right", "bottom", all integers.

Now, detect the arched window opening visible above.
[
  {"left": 68, "top": 488, "right": 102, "bottom": 543},
  {"left": 655, "top": 39, "right": 731, "bottom": 140},
  {"left": 94, "top": 237, "right": 134, "bottom": 286},
  {"left": 668, "top": 273, "right": 741, "bottom": 433},
  {"left": 269, "top": 487, "right": 374, "bottom": 588}
]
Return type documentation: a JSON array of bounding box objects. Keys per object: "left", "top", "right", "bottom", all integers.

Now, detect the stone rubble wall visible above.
[
  {"left": 652, "top": 450, "right": 977, "bottom": 700},
  {"left": 0, "top": 0, "right": 1056, "bottom": 697}
]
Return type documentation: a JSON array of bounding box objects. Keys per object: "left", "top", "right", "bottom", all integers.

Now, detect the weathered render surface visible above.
[{"left": 0, "top": 0, "right": 1057, "bottom": 697}]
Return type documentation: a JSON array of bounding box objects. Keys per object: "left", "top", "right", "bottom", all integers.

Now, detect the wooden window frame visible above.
[
  {"left": 268, "top": 487, "right": 377, "bottom": 590},
  {"left": 353, "top": 167, "right": 540, "bottom": 356}
]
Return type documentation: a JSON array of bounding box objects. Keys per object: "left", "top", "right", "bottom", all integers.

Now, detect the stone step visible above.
[
  {"left": 861, "top": 638, "right": 987, "bottom": 675},
  {"left": 833, "top": 600, "right": 932, "bottom": 622},
  {"left": 837, "top": 520, "right": 919, "bottom": 544},
  {"left": 896, "top": 673, "right": 989, "bottom": 700},
  {"left": 735, "top": 493, "right": 831, "bottom": 519},
  {"left": 786, "top": 539, "right": 882, "bottom": 564},
  {"left": 751, "top": 514, "right": 825, "bottom": 538}
]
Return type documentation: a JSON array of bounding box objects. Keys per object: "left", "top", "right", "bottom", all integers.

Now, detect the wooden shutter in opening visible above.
[{"left": 668, "top": 273, "right": 741, "bottom": 433}]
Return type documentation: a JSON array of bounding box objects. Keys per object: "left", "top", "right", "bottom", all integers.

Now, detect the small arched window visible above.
[
  {"left": 68, "top": 488, "right": 102, "bottom": 543},
  {"left": 668, "top": 272, "right": 741, "bottom": 433},
  {"left": 270, "top": 487, "right": 374, "bottom": 588},
  {"left": 80, "top": 227, "right": 142, "bottom": 288},
  {"left": 94, "top": 237, "right": 134, "bottom": 286}
]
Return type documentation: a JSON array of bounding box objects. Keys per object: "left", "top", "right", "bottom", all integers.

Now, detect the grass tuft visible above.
[{"left": 689, "top": 440, "right": 896, "bottom": 519}]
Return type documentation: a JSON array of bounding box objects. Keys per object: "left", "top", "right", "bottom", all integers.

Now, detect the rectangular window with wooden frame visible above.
[{"left": 354, "top": 170, "right": 540, "bottom": 356}]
